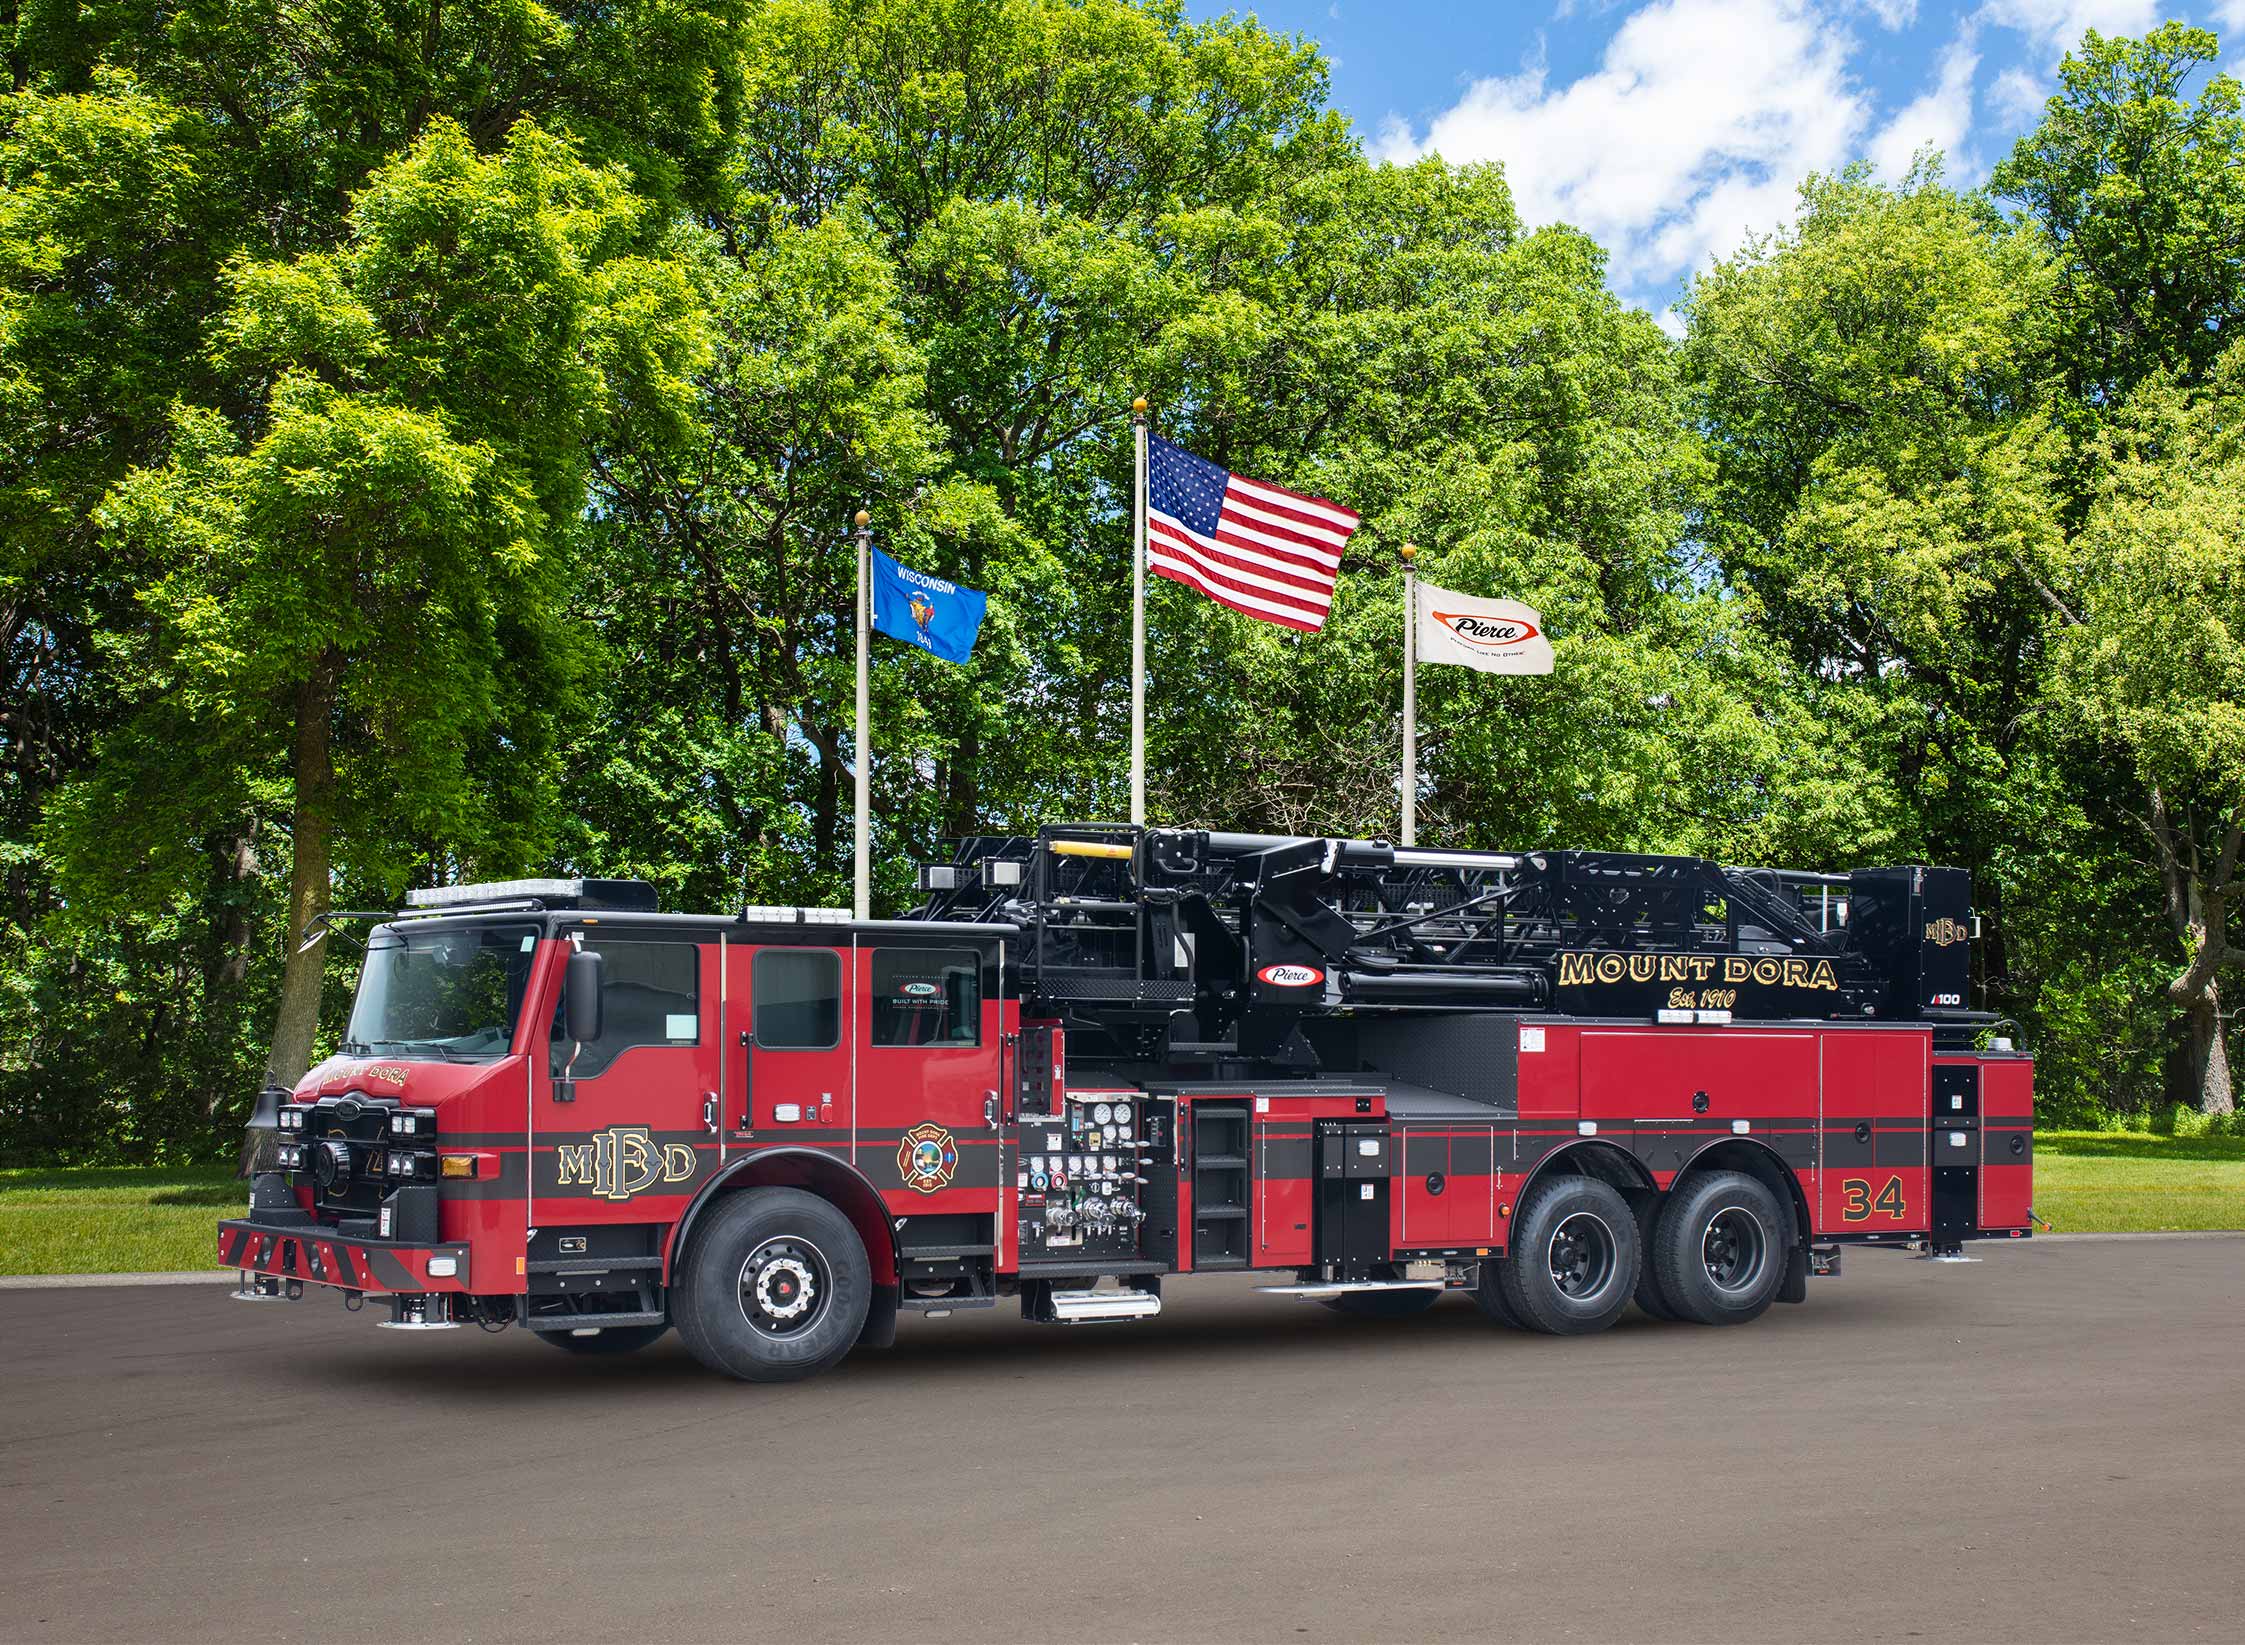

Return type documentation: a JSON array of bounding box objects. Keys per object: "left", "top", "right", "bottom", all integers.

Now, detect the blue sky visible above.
[{"left": 1189, "top": 2, "right": 2244, "bottom": 319}]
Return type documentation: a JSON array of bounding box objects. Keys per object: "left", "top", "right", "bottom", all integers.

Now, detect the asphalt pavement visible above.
[{"left": 3, "top": 1236, "right": 2241, "bottom": 1644}]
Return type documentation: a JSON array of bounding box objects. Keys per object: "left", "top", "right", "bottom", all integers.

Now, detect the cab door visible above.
[
  {"left": 854, "top": 938, "right": 1006, "bottom": 1222},
  {"left": 536, "top": 930, "right": 721, "bottom": 1228},
  {"left": 726, "top": 936, "right": 855, "bottom": 1148}
]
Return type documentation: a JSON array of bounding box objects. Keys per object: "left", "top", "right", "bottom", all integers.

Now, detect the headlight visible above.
[{"left": 392, "top": 1113, "right": 414, "bottom": 1135}]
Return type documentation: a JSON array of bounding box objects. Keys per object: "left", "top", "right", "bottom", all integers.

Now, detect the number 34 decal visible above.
[{"left": 1840, "top": 1175, "right": 1909, "bottom": 1221}]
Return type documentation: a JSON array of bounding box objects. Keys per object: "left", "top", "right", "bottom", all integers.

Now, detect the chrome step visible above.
[
  {"left": 1255, "top": 1281, "right": 1449, "bottom": 1300},
  {"left": 1047, "top": 1287, "right": 1162, "bottom": 1324}
]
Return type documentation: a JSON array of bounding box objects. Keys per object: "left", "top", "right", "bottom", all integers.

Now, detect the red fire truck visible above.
[{"left": 221, "top": 824, "right": 2034, "bottom": 1381}]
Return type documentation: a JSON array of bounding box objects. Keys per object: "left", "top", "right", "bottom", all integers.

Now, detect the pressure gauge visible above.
[
  {"left": 1118, "top": 1125, "right": 1133, "bottom": 1141},
  {"left": 1111, "top": 1102, "right": 1132, "bottom": 1125},
  {"left": 1102, "top": 1154, "right": 1118, "bottom": 1173},
  {"left": 1101, "top": 1124, "right": 1118, "bottom": 1144},
  {"left": 1092, "top": 1101, "right": 1114, "bottom": 1126}
]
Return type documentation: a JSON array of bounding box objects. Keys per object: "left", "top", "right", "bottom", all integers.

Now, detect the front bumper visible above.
[{"left": 218, "top": 1219, "right": 474, "bottom": 1294}]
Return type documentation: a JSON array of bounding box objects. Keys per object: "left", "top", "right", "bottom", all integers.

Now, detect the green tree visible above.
[
  {"left": 2049, "top": 346, "right": 2245, "bottom": 1113},
  {"left": 51, "top": 119, "right": 703, "bottom": 1089},
  {"left": 1993, "top": 23, "right": 2245, "bottom": 402}
]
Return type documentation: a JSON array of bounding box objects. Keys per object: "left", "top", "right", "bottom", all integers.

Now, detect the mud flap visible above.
[
  {"left": 856, "top": 1282, "right": 899, "bottom": 1350},
  {"left": 1778, "top": 1242, "right": 1809, "bottom": 1305}
]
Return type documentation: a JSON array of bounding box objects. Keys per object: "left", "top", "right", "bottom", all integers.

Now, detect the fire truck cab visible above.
[{"left": 222, "top": 826, "right": 2035, "bottom": 1381}]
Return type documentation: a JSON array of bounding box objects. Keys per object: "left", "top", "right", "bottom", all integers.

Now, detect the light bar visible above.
[
  {"left": 405, "top": 878, "right": 584, "bottom": 908},
  {"left": 737, "top": 905, "right": 853, "bottom": 925}
]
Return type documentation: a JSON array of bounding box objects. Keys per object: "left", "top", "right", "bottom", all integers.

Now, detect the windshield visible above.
[{"left": 343, "top": 923, "right": 541, "bottom": 1061}]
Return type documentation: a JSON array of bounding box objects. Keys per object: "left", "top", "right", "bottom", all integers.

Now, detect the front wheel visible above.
[
  {"left": 1494, "top": 1176, "right": 1640, "bottom": 1335},
  {"left": 674, "top": 1187, "right": 872, "bottom": 1382},
  {"left": 1651, "top": 1170, "right": 1789, "bottom": 1326}
]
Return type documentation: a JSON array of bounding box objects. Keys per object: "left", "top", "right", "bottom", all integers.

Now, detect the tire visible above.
[
  {"left": 1471, "top": 1259, "right": 1526, "bottom": 1329},
  {"left": 673, "top": 1187, "right": 873, "bottom": 1382},
  {"left": 1633, "top": 1197, "right": 1680, "bottom": 1321},
  {"left": 1651, "top": 1170, "right": 1789, "bottom": 1327},
  {"left": 1494, "top": 1175, "right": 1640, "bottom": 1335},
  {"left": 539, "top": 1323, "right": 669, "bottom": 1356},
  {"left": 1321, "top": 1288, "right": 1441, "bottom": 1319}
]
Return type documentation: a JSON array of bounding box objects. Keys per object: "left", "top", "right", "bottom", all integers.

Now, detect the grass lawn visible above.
[
  {"left": 2032, "top": 1131, "right": 2245, "bottom": 1234},
  {"left": 1, "top": 1135, "right": 2239, "bottom": 1275},
  {"left": 0, "top": 1166, "right": 240, "bottom": 1276}
]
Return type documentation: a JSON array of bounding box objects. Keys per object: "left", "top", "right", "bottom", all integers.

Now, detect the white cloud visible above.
[
  {"left": 1988, "top": 64, "right": 2047, "bottom": 126},
  {"left": 1976, "top": 1, "right": 2156, "bottom": 55},
  {"left": 1860, "top": 0, "right": 1918, "bottom": 27},
  {"left": 1375, "top": 0, "right": 1870, "bottom": 294},
  {"left": 2216, "top": 1, "right": 2245, "bottom": 33},
  {"left": 1868, "top": 31, "right": 1981, "bottom": 180}
]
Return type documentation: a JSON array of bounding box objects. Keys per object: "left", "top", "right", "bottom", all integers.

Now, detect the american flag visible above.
[{"left": 1146, "top": 435, "right": 1360, "bottom": 633}]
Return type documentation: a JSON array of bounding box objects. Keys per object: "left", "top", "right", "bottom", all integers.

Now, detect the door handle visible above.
[
  {"left": 983, "top": 1090, "right": 1000, "bottom": 1129},
  {"left": 702, "top": 1093, "right": 719, "bottom": 1137}
]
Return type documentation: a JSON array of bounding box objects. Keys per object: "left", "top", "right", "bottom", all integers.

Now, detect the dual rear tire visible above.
[{"left": 1473, "top": 1169, "right": 1791, "bottom": 1335}]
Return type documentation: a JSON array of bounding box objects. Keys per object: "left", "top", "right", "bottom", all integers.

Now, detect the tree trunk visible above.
[
  {"left": 263, "top": 656, "right": 340, "bottom": 1091},
  {"left": 945, "top": 718, "right": 980, "bottom": 838},
  {"left": 2182, "top": 986, "right": 2235, "bottom": 1117}
]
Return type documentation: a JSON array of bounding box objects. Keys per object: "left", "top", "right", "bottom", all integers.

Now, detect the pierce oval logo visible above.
[
  {"left": 1433, "top": 611, "right": 1542, "bottom": 650},
  {"left": 1257, "top": 963, "right": 1325, "bottom": 988}
]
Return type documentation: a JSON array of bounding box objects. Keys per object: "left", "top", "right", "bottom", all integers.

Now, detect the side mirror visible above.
[{"left": 564, "top": 949, "right": 604, "bottom": 1045}]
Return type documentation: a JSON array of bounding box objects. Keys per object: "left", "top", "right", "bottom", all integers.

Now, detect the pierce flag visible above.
[{"left": 1414, "top": 582, "right": 1554, "bottom": 675}]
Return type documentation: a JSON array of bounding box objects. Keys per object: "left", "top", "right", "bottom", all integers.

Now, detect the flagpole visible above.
[
  {"left": 1130, "top": 396, "right": 1149, "bottom": 826},
  {"left": 1400, "top": 541, "right": 1418, "bottom": 847},
  {"left": 853, "top": 508, "right": 872, "bottom": 920}
]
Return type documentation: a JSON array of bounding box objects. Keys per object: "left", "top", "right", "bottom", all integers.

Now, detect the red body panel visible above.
[{"left": 1976, "top": 1056, "right": 2036, "bottom": 1230}]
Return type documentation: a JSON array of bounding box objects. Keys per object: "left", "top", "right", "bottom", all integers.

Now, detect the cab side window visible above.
[
  {"left": 754, "top": 948, "right": 842, "bottom": 1049},
  {"left": 870, "top": 948, "right": 981, "bottom": 1047},
  {"left": 549, "top": 939, "right": 700, "bottom": 1078}
]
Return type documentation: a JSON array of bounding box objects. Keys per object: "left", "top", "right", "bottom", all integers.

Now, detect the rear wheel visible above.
[
  {"left": 1633, "top": 1198, "right": 1679, "bottom": 1321},
  {"left": 674, "top": 1187, "right": 872, "bottom": 1382},
  {"left": 540, "top": 1323, "right": 669, "bottom": 1356},
  {"left": 1321, "top": 1288, "right": 1441, "bottom": 1319},
  {"left": 1652, "top": 1170, "right": 1789, "bottom": 1326},
  {"left": 1495, "top": 1176, "right": 1640, "bottom": 1335}
]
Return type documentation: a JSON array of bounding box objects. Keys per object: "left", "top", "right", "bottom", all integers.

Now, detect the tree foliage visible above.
[{"left": 0, "top": 4, "right": 2238, "bottom": 1157}]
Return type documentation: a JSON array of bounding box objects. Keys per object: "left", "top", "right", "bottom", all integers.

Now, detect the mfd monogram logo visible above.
[
  {"left": 555, "top": 1126, "right": 697, "bottom": 1201},
  {"left": 1923, "top": 917, "right": 1967, "bottom": 948}
]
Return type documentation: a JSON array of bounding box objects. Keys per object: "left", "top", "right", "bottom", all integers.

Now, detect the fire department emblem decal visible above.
[
  {"left": 897, "top": 1123, "right": 958, "bottom": 1194},
  {"left": 1924, "top": 917, "right": 1967, "bottom": 947}
]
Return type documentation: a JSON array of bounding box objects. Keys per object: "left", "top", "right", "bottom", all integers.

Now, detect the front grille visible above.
[{"left": 274, "top": 1096, "right": 438, "bottom": 1229}]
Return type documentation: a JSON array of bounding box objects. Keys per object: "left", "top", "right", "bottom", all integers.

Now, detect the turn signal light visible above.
[{"left": 440, "top": 1155, "right": 477, "bottom": 1179}]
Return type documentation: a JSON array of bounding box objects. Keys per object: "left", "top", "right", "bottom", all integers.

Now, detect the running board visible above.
[
  {"left": 1047, "top": 1287, "right": 1162, "bottom": 1324},
  {"left": 1256, "top": 1281, "right": 1448, "bottom": 1300}
]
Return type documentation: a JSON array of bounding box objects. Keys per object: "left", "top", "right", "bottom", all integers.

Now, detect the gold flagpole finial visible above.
[
  {"left": 1400, "top": 541, "right": 1418, "bottom": 562},
  {"left": 1131, "top": 397, "right": 1148, "bottom": 417},
  {"left": 854, "top": 509, "right": 869, "bottom": 529}
]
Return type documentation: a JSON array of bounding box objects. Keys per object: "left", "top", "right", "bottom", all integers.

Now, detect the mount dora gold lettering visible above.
[
  {"left": 1556, "top": 952, "right": 1839, "bottom": 991},
  {"left": 554, "top": 1125, "right": 697, "bottom": 1201}
]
